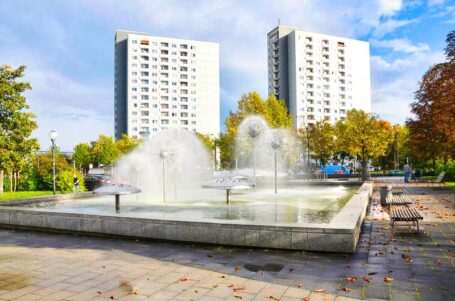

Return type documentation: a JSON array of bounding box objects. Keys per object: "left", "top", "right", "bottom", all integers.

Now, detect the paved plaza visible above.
[{"left": 0, "top": 183, "right": 454, "bottom": 301}]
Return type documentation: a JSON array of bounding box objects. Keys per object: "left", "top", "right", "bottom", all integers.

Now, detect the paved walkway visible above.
[{"left": 0, "top": 183, "right": 454, "bottom": 301}]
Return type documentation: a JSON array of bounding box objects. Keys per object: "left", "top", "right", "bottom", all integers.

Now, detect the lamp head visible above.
[{"left": 48, "top": 130, "right": 58, "bottom": 142}]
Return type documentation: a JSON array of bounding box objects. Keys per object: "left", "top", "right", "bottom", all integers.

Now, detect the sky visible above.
[{"left": 0, "top": 0, "right": 453, "bottom": 151}]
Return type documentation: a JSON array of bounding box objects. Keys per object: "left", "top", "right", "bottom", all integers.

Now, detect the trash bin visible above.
[{"left": 380, "top": 185, "right": 392, "bottom": 206}]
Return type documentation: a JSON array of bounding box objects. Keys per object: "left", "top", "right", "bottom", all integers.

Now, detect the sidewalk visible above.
[{"left": 0, "top": 182, "right": 453, "bottom": 301}]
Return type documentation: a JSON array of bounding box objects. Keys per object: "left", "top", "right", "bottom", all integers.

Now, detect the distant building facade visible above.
[
  {"left": 114, "top": 30, "right": 220, "bottom": 139},
  {"left": 267, "top": 26, "right": 371, "bottom": 128}
]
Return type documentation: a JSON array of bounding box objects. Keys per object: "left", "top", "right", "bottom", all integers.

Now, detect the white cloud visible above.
[
  {"left": 0, "top": 0, "right": 439, "bottom": 146},
  {"left": 372, "top": 18, "right": 419, "bottom": 37},
  {"left": 378, "top": 0, "right": 403, "bottom": 15},
  {"left": 428, "top": 0, "right": 445, "bottom": 7},
  {"left": 371, "top": 38, "right": 430, "bottom": 53},
  {"left": 0, "top": 50, "right": 113, "bottom": 151},
  {"left": 371, "top": 50, "right": 444, "bottom": 123}
]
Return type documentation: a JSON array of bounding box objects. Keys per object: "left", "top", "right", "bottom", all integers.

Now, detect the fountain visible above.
[
  {"left": 94, "top": 183, "right": 141, "bottom": 212},
  {"left": 114, "top": 128, "right": 211, "bottom": 203},
  {"left": 236, "top": 116, "right": 267, "bottom": 189},
  {"left": 0, "top": 116, "right": 372, "bottom": 253}
]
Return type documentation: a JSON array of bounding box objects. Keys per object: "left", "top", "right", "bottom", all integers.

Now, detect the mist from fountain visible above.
[
  {"left": 235, "top": 115, "right": 298, "bottom": 185},
  {"left": 114, "top": 128, "right": 212, "bottom": 202}
]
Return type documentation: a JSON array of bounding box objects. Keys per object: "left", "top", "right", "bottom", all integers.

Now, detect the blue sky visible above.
[{"left": 0, "top": 0, "right": 453, "bottom": 151}]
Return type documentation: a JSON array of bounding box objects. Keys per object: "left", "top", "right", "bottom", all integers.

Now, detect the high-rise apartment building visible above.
[
  {"left": 267, "top": 26, "right": 371, "bottom": 128},
  {"left": 114, "top": 30, "right": 220, "bottom": 139}
]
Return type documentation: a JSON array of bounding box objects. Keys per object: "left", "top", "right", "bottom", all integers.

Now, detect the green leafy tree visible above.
[
  {"left": 56, "top": 170, "right": 85, "bottom": 193},
  {"left": 116, "top": 134, "right": 142, "bottom": 154},
  {"left": 91, "top": 135, "right": 122, "bottom": 170},
  {"left": 32, "top": 150, "right": 73, "bottom": 191},
  {"left": 0, "top": 65, "right": 38, "bottom": 194},
  {"left": 333, "top": 120, "right": 351, "bottom": 166},
  {"left": 72, "top": 143, "right": 92, "bottom": 173},
  {"left": 308, "top": 121, "right": 335, "bottom": 166},
  {"left": 336, "top": 109, "right": 394, "bottom": 179}
]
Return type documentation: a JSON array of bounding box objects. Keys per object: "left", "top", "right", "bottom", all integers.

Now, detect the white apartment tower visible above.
[
  {"left": 114, "top": 30, "right": 220, "bottom": 139},
  {"left": 267, "top": 26, "right": 371, "bottom": 128}
]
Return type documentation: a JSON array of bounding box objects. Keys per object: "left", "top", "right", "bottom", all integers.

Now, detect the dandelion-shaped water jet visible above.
[{"left": 240, "top": 116, "right": 267, "bottom": 189}]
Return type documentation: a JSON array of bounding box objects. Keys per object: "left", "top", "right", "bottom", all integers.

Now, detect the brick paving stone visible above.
[{"left": 0, "top": 182, "right": 452, "bottom": 300}]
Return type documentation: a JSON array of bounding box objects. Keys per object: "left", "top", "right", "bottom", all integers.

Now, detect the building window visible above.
[{"left": 140, "top": 40, "right": 149, "bottom": 45}]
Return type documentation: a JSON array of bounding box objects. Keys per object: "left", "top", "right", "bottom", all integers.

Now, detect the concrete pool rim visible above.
[{"left": 0, "top": 183, "right": 372, "bottom": 253}]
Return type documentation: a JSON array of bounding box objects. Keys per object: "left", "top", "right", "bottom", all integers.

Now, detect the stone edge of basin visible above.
[
  {"left": 0, "top": 183, "right": 372, "bottom": 253},
  {"left": 0, "top": 192, "right": 95, "bottom": 206}
]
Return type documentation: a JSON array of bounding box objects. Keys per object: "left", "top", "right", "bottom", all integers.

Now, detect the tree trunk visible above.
[
  {"left": 0, "top": 170, "right": 3, "bottom": 194},
  {"left": 9, "top": 172, "right": 12, "bottom": 192},
  {"left": 361, "top": 148, "right": 369, "bottom": 181}
]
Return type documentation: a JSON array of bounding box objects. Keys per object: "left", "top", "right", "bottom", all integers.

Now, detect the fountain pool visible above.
[
  {"left": 25, "top": 185, "right": 356, "bottom": 224},
  {"left": 0, "top": 117, "right": 372, "bottom": 253}
]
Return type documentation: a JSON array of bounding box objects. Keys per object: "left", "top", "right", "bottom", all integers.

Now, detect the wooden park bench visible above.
[
  {"left": 390, "top": 207, "right": 423, "bottom": 233},
  {"left": 385, "top": 194, "right": 412, "bottom": 206}
]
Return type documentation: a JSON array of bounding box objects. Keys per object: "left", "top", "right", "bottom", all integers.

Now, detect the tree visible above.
[
  {"left": 0, "top": 65, "right": 38, "bottom": 194},
  {"left": 116, "top": 134, "right": 141, "bottom": 154},
  {"left": 72, "top": 143, "right": 92, "bottom": 173},
  {"left": 337, "top": 110, "right": 393, "bottom": 179},
  {"left": 220, "top": 92, "right": 292, "bottom": 167},
  {"left": 195, "top": 132, "right": 215, "bottom": 154},
  {"left": 308, "top": 121, "right": 335, "bottom": 166},
  {"left": 407, "top": 30, "right": 455, "bottom": 166},
  {"left": 91, "top": 135, "right": 122, "bottom": 170},
  {"left": 33, "top": 150, "right": 73, "bottom": 191},
  {"left": 334, "top": 120, "right": 351, "bottom": 166}
]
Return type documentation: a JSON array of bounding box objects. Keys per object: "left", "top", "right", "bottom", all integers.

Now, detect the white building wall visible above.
[
  {"left": 267, "top": 26, "right": 371, "bottom": 128},
  {"left": 117, "top": 31, "right": 220, "bottom": 139}
]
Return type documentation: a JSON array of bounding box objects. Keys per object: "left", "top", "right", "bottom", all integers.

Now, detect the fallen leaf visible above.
[
  {"left": 268, "top": 296, "right": 279, "bottom": 300},
  {"left": 342, "top": 287, "right": 351, "bottom": 292},
  {"left": 368, "top": 272, "right": 378, "bottom": 275},
  {"left": 110, "top": 297, "right": 115, "bottom": 300},
  {"left": 304, "top": 298, "right": 310, "bottom": 301},
  {"left": 363, "top": 277, "right": 372, "bottom": 283},
  {"left": 384, "top": 277, "right": 394, "bottom": 282},
  {"left": 346, "top": 277, "right": 357, "bottom": 283},
  {"left": 289, "top": 268, "right": 294, "bottom": 272},
  {"left": 234, "top": 296, "right": 243, "bottom": 300},
  {"left": 298, "top": 283, "right": 304, "bottom": 288},
  {"left": 97, "top": 291, "right": 102, "bottom": 294},
  {"left": 180, "top": 277, "right": 188, "bottom": 282},
  {"left": 221, "top": 275, "right": 226, "bottom": 278},
  {"left": 313, "top": 289, "right": 325, "bottom": 293},
  {"left": 206, "top": 254, "right": 213, "bottom": 258},
  {"left": 233, "top": 286, "right": 246, "bottom": 292}
]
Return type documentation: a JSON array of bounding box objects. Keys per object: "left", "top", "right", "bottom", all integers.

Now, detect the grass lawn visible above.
[{"left": 0, "top": 191, "right": 58, "bottom": 201}]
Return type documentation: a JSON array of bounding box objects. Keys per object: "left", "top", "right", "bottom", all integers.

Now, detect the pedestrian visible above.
[
  {"left": 73, "top": 174, "right": 81, "bottom": 193},
  {"left": 403, "top": 163, "right": 411, "bottom": 183}
]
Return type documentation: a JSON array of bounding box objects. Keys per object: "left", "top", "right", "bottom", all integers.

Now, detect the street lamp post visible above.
[{"left": 48, "top": 130, "right": 58, "bottom": 195}]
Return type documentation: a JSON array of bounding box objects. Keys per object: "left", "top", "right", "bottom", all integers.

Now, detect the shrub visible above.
[
  {"left": 436, "top": 160, "right": 455, "bottom": 181},
  {"left": 56, "top": 171, "right": 86, "bottom": 193}
]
